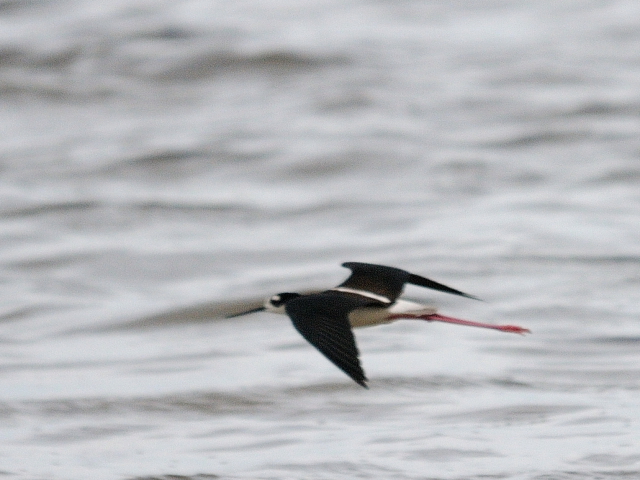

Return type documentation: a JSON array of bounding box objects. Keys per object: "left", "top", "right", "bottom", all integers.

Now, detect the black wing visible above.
[
  {"left": 285, "top": 293, "right": 372, "bottom": 388},
  {"left": 407, "top": 272, "right": 480, "bottom": 300},
  {"left": 339, "top": 262, "right": 409, "bottom": 302},
  {"left": 341, "top": 262, "right": 479, "bottom": 301}
]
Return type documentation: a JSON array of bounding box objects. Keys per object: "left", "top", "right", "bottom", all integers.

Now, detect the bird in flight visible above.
[{"left": 229, "top": 262, "right": 529, "bottom": 387}]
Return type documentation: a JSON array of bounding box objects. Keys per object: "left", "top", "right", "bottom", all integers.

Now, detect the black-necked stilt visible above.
[{"left": 229, "top": 262, "right": 529, "bottom": 388}]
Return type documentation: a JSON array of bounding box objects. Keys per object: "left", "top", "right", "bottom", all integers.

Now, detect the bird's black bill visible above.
[
  {"left": 226, "top": 306, "right": 265, "bottom": 318},
  {"left": 408, "top": 273, "right": 481, "bottom": 301}
]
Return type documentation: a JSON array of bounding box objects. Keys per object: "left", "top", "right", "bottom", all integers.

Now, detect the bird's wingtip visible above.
[{"left": 465, "top": 293, "right": 484, "bottom": 302}]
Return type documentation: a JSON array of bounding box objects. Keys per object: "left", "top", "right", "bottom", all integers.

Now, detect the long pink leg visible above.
[{"left": 388, "top": 313, "right": 530, "bottom": 335}]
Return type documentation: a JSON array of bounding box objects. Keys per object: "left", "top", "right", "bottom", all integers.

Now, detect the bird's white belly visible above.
[{"left": 348, "top": 299, "right": 437, "bottom": 328}]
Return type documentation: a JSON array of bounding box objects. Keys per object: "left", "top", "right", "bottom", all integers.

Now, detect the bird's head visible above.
[
  {"left": 226, "top": 292, "right": 301, "bottom": 318},
  {"left": 263, "top": 292, "right": 301, "bottom": 314}
]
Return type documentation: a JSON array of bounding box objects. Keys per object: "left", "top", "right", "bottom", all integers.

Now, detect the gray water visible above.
[{"left": 1, "top": 1, "right": 640, "bottom": 479}]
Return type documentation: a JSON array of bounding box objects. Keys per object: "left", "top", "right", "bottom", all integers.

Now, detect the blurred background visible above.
[{"left": 1, "top": 1, "right": 639, "bottom": 479}]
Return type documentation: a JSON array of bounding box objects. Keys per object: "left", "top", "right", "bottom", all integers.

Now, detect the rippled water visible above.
[{"left": 1, "top": 1, "right": 640, "bottom": 479}]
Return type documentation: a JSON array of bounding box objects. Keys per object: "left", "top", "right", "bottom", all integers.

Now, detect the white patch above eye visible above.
[{"left": 272, "top": 295, "right": 281, "bottom": 302}]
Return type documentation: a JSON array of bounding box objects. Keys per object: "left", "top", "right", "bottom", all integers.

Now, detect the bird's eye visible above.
[{"left": 270, "top": 295, "right": 282, "bottom": 305}]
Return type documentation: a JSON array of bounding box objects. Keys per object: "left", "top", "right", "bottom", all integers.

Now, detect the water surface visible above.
[{"left": 1, "top": 1, "right": 640, "bottom": 479}]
